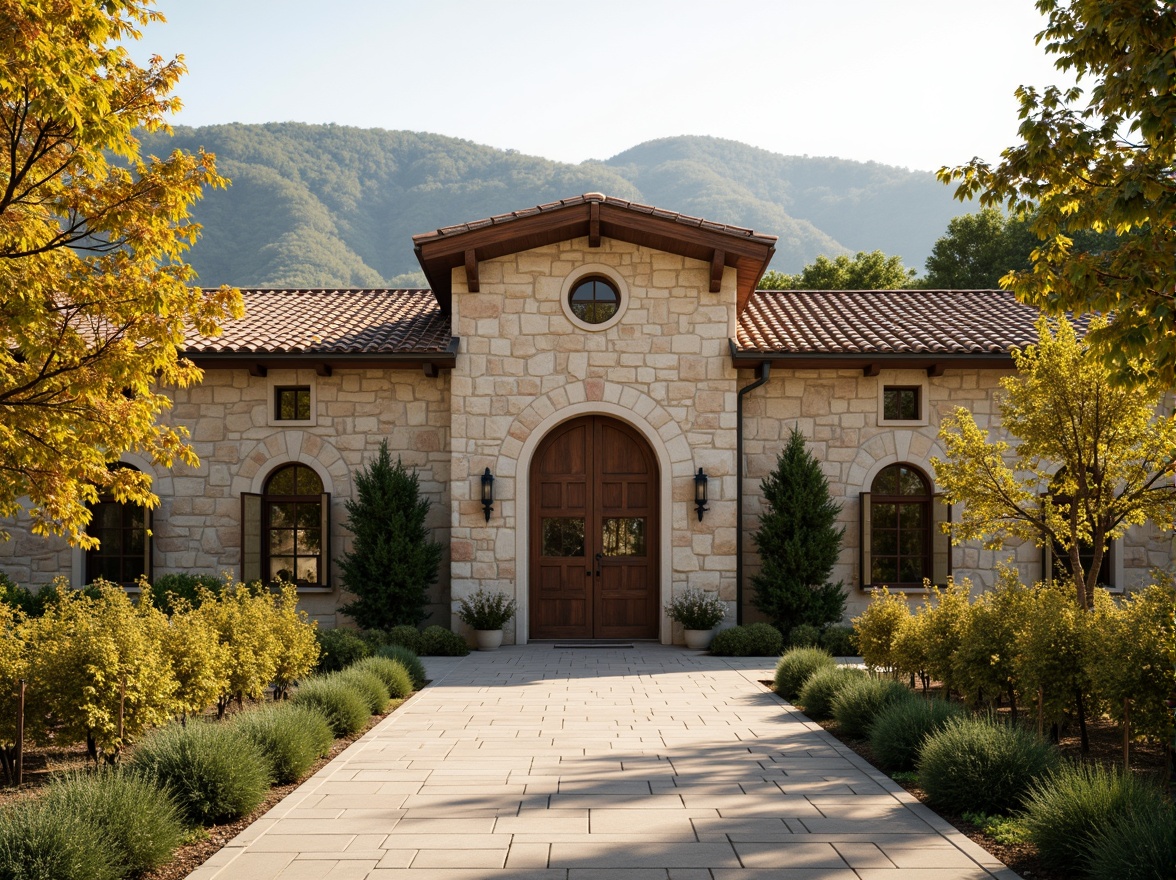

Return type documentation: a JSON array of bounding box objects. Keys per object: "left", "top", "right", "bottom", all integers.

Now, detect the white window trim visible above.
[{"left": 559, "top": 263, "right": 629, "bottom": 333}]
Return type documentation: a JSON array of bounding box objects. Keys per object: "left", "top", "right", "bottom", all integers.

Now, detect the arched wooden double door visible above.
[{"left": 529, "top": 416, "right": 659, "bottom": 640}]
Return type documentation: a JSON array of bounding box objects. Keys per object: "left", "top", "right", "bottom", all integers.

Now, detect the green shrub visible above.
[
  {"left": 796, "top": 665, "right": 867, "bottom": 720},
  {"left": 917, "top": 716, "right": 1060, "bottom": 815},
  {"left": 233, "top": 703, "right": 334, "bottom": 785},
  {"left": 0, "top": 574, "right": 46, "bottom": 618},
  {"left": 292, "top": 676, "right": 371, "bottom": 737},
  {"left": 787, "top": 624, "right": 821, "bottom": 648},
  {"left": 352, "top": 656, "right": 414, "bottom": 699},
  {"left": 335, "top": 668, "right": 391, "bottom": 714},
  {"left": 960, "top": 811, "right": 1031, "bottom": 846},
  {"left": 130, "top": 721, "right": 271, "bottom": 825},
  {"left": 315, "top": 628, "right": 371, "bottom": 673},
  {"left": 1020, "top": 763, "right": 1171, "bottom": 876},
  {"left": 773, "top": 647, "right": 836, "bottom": 700},
  {"left": 376, "top": 644, "right": 426, "bottom": 689},
  {"left": 420, "top": 625, "right": 470, "bottom": 656},
  {"left": 709, "top": 622, "right": 784, "bottom": 657},
  {"left": 147, "top": 573, "right": 222, "bottom": 615},
  {"left": 852, "top": 588, "right": 910, "bottom": 673},
  {"left": 385, "top": 625, "right": 423, "bottom": 654},
  {"left": 1088, "top": 798, "right": 1176, "bottom": 880},
  {"left": 358, "top": 628, "right": 390, "bottom": 650},
  {"left": 819, "top": 625, "right": 857, "bottom": 657},
  {"left": 0, "top": 798, "right": 114, "bottom": 880},
  {"left": 43, "top": 769, "right": 184, "bottom": 877},
  {"left": 869, "top": 697, "right": 967, "bottom": 772},
  {"left": 831, "top": 676, "right": 916, "bottom": 739}
]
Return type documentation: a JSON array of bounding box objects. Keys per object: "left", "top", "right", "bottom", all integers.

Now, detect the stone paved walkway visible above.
[{"left": 188, "top": 644, "right": 1019, "bottom": 880}]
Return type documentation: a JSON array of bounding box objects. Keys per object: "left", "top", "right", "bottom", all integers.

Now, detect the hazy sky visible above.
[{"left": 137, "top": 0, "right": 1069, "bottom": 173}]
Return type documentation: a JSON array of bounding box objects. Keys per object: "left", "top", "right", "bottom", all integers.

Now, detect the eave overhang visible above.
[
  {"left": 187, "top": 337, "right": 460, "bottom": 377},
  {"left": 728, "top": 341, "right": 1015, "bottom": 374}
]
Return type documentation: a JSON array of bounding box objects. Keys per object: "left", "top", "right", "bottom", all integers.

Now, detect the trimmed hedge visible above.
[
  {"left": 710, "top": 623, "right": 784, "bottom": 657},
  {"left": 773, "top": 647, "right": 836, "bottom": 700},
  {"left": 315, "top": 628, "right": 371, "bottom": 673},
  {"left": 420, "top": 625, "right": 470, "bottom": 656}
]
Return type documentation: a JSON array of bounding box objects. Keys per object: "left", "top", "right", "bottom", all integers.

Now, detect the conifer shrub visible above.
[
  {"left": 315, "top": 627, "right": 371, "bottom": 673},
  {"left": 917, "top": 716, "right": 1060, "bottom": 815},
  {"left": 709, "top": 622, "right": 784, "bottom": 657},
  {"left": 1087, "top": 798, "right": 1176, "bottom": 880},
  {"left": 869, "top": 697, "right": 966, "bottom": 772},
  {"left": 419, "top": 625, "right": 470, "bottom": 656},
  {"left": 386, "top": 625, "right": 424, "bottom": 654},
  {"left": 787, "top": 624, "right": 821, "bottom": 648},
  {"left": 831, "top": 676, "right": 917, "bottom": 739},
  {"left": 291, "top": 677, "right": 371, "bottom": 737},
  {"left": 376, "top": 644, "right": 427, "bottom": 689},
  {"left": 130, "top": 721, "right": 271, "bottom": 825},
  {"left": 335, "top": 668, "right": 391, "bottom": 715},
  {"left": 232, "top": 703, "right": 334, "bottom": 784},
  {"left": 42, "top": 769, "right": 185, "bottom": 878},
  {"left": 352, "top": 656, "right": 414, "bottom": 699},
  {"left": 750, "top": 427, "right": 847, "bottom": 633},
  {"left": 1020, "top": 763, "right": 1171, "bottom": 876},
  {"left": 796, "top": 665, "right": 867, "bottom": 720},
  {"left": 337, "top": 441, "right": 444, "bottom": 629},
  {"left": 773, "top": 647, "right": 836, "bottom": 700},
  {"left": 0, "top": 797, "right": 113, "bottom": 880},
  {"left": 819, "top": 625, "right": 857, "bottom": 657}
]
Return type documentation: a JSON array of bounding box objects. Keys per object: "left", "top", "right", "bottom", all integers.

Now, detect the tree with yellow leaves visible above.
[
  {"left": 933, "top": 316, "right": 1176, "bottom": 610},
  {"left": 0, "top": 1, "right": 240, "bottom": 545}
]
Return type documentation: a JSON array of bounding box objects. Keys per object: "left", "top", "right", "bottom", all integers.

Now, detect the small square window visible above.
[
  {"left": 883, "top": 386, "right": 920, "bottom": 421},
  {"left": 275, "top": 386, "right": 311, "bottom": 421}
]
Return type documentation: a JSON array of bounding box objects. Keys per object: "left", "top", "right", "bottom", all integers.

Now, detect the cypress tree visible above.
[
  {"left": 750, "top": 426, "right": 847, "bottom": 636},
  {"left": 337, "top": 442, "right": 443, "bottom": 629}
]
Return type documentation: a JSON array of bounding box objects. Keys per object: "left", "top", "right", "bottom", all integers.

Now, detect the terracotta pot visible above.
[
  {"left": 475, "top": 629, "right": 504, "bottom": 651},
  {"left": 683, "top": 628, "right": 714, "bottom": 650}
]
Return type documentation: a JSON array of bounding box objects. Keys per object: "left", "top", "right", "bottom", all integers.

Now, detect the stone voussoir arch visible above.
[{"left": 232, "top": 431, "right": 351, "bottom": 498}]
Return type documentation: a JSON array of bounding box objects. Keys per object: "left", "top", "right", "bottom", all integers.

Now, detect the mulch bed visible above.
[{"left": 759, "top": 680, "right": 1171, "bottom": 880}]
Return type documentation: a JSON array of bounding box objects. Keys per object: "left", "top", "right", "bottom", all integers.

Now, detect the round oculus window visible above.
[{"left": 568, "top": 276, "right": 620, "bottom": 325}]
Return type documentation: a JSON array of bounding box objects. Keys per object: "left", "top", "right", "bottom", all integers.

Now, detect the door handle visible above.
[{"left": 594, "top": 552, "right": 603, "bottom": 576}]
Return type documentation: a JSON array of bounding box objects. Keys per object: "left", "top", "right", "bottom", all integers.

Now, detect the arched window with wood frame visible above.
[
  {"left": 85, "top": 466, "right": 152, "bottom": 587},
  {"left": 859, "top": 463, "right": 950, "bottom": 589},
  {"left": 241, "top": 464, "right": 330, "bottom": 588}
]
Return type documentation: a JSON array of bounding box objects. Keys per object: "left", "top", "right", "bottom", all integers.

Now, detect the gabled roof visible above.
[
  {"left": 732, "top": 289, "right": 1089, "bottom": 372},
  {"left": 413, "top": 193, "right": 778, "bottom": 315},
  {"left": 184, "top": 289, "right": 456, "bottom": 374}
]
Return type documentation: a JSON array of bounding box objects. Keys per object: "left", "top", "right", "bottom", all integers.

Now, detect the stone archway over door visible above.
[{"left": 529, "top": 415, "right": 660, "bottom": 640}]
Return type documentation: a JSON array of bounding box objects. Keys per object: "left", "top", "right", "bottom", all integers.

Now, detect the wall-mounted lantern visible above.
[
  {"left": 480, "top": 468, "right": 495, "bottom": 522},
  {"left": 694, "top": 468, "right": 709, "bottom": 522}
]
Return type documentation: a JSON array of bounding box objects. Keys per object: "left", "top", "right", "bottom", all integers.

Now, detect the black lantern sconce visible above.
[
  {"left": 694, "top": 467, "right": 709, "bottom": 522},
  {"left": 480, "top": 468, "right": 495, "bottom": 522}
]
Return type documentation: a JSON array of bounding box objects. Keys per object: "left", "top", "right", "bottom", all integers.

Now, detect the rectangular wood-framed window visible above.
[
  {"left": 274, "top": 386, "right": 312, "bottom": 421},
  {"left": 882, "top": 385, "right": 921, "bottom": 422}
]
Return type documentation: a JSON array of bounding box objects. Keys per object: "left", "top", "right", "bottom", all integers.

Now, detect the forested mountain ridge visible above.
[{"left": 140, "top": 124, "right": 967, "bottom": 288}]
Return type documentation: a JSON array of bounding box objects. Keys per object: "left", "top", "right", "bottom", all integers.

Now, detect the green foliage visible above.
[
  {"left": 773, "top": 647, "right": 836, "bottom": 700},
  {"left": 664, "top": 587, "right": 727, "bottom": 631},
  {"left": 914, "top": 581, "right": 972, "bottom": 698},
  {"left": 291, "top": 677, "right": 371, "bottom": 737},
  {"left": 0, "top": 574, "right": 46, "bottom": 618},
  {"left": 787, "top": 624, "right": 821, "bottom": 648},
  {"left": 951, "top": 569, "right": 1024, "bottom": 711},
  {"left": 1020, "top": 763, "right": 1170, "bottom": 876},
  {"left": 130, "top": 721, "right": 270, "bottom": 826},
  {"left": 750, "top": 427, "right": 847, "bottom": 634},
  {"left": 204, "top": 583, "right": 282, "bottom": 711},
  {"left": 385, "top": 625, "right": 424, "bottom": 654},
  {"left": 335, "top": 668, "right": 390, "bottom": 715},
  {"left": 759, "top": 250, "right": 918, "bottom": 290},
  {"left": 852, "top": 588, "right": 910, "bottom": 674},
  {"left": 0, "top": 796, "right": 114, "bottom": 880},
  {"left": 960, "top": 812, "right": 1031, "bottom": 846},
  {"left": 940, "top": 2, "right": 1176, "bottom": 385},
  {"left": 708, "top": 623, "right": 783, "bottom": 657},
  {"left": 922, "top": 208, "right": 1034, "bottom": 289},
  {"left": 315, "top": 628, "right": 372, "bottom": 673},
  {"left": 869, "top": 697, "right": 967, "bottom": 772},
  {"left": 419, "top": 625, "right": 470, "bottom": 657},
  {"left": 267, "top": 584, "right": 320, "bottom": 699},
  {"left": 42, "top": 769, "right": 184, "bottom": 878},
  {"left": 917, "top": 716, "right": 1060, "bottom": 816},
  {"left": 796, "top": 665, "right": 867, "bottom": 720},
  {"left": 456, "top": 588, "right": 517, "bottom": 630},
  {"left": 830, "top": 676, "right": 916, "bottom": 739},
  {"left": 160, "top": 598, "right": 230, "bottom": 721},
  {"left": 338, "top": 442, "right": 444, "bottom": 629},
  {"left": 1010, "top": 582, "right": 1090, "bottom": 731},
  {"left": 933, "top": 315, "right": 1176, "bottom": 609},
  {"left": 146, "top": 574, "right": 222, "bottom": 616},
  {"left": 352, "top": 656, "right": 414, "bottom": 699},
  {"left": 1087, "top": 797, "right": 1176, "bottom": 880},
  {"left": 232, "top": 703, "right": 334, "bottom": 784},
  {"left": 376, "top": 644, "right": 427, "bottom": 689},
  {"left": 819, "top": 625, "right": 858, "bottom": 657}
]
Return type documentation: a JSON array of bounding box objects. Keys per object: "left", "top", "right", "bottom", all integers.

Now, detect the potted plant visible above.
[
  {"left": 456, "top": 587, "right": 517, "bottom": 650},
  {"left": 665, "top": 587, "right": 728, "bottom": 649}
]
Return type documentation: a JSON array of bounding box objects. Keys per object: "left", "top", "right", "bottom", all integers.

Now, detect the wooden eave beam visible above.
[
  {"left": 464, "top": 249, "right": 480, "bottom": 293},
  {"left": 710, "top": 249, "right": 726, "bottom": 293},
  {"left": 315, "top": 363, "right": 333, "bottom": 377},
  {"left": 589, "top": 201, "right": 601, "bottom": 248},
  {"left": 927, "top": 363, "right": 946, "bottom": 377},
  {"left": 863, "top": 363, "right": 881, "bottom": 377},
  {"left": 249, "top": 363, "right": 267, "bottom": 378}
]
